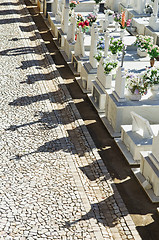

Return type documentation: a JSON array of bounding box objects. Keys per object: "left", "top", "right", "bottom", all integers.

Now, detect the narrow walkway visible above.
[{"left": 0, "top": 0, "right": 141, "bottom": 239}]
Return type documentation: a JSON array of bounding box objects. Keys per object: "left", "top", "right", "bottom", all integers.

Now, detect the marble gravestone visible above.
[
  {"left": 116, "top": 111, "right": 159, "bottom": 165},
  {"left": 149, "top": 0, "right": 159, "bottom": 31},
  {"left": 78, "top": 23, "right": 99, "bottom": 92},
  {"left": 133, "top": 131, "right": 159, "bottom": 202}
]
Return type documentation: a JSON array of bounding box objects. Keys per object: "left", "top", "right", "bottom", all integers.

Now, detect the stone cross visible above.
[
  {"left": 121, "top": 45, "right": 126, "bottom": 67},
  {"left": 113, "top": 66, "right": 126, "bottom": 102},
  {"left": 74, "top": 27, "right": 85, "bottom": 57},
  {"left": 131, "top": 111, "right": 153, "bottom": 138},
  {"left": 91, "top": 22, "right": 98, "bottom": 36},
  {"left": 61, "top": 0, "right": 69, "bottom": 34},
  {"left": 153, "top": 0, "right": 159, "bottom": 18},
  {"left": 104, "top": 31, "right": 110, "bottom": 58},
  {"left": 52, "top": 0, "right": 58, "bottom": 16},
  {"left": 67, "top": 14, "right": 77, "bottom": 42},
  {"left": 134, "top": 0, "right": 146, "bottom": 14},
  {"left": 89, "top": 28, "right": 98, "bottom": 68}
]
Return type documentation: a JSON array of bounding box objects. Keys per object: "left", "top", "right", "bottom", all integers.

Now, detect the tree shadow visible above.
[{"left": 63, "top": 196, "right": 126, "bottom": 229}]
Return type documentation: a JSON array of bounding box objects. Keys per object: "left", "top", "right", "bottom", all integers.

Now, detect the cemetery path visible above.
[{"left": 0, "top": 0, "right": 157, "bottom": 239}]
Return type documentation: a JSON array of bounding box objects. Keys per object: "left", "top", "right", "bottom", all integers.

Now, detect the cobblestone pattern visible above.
[{"left": 0, "top": 0, "right": 141, "bottom": 239}]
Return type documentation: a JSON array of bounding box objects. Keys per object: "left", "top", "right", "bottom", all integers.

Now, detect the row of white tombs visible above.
[{"left": 35, "top": 0, "right": 159, "bottom": 202}]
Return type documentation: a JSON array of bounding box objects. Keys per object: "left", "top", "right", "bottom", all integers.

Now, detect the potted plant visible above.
[
  {"left": 99, "top": 61, "right": 118, "bottom": 88},
  {"left": 135, "top": 35, "right": 154, "bottom": 57},
  {"left": 126, "top": 72, "right": 148, "bottom": 100},
  {"left": 109, "top": 37, "right": 124, "bottom": 60},
  {"left": 142, "top": 67, "right": 159, "bottom": 100},
  {"left": 147, "top": 44, "right": 159, "bottom": 67}
]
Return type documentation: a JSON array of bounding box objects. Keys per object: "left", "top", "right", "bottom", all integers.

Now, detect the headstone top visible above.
[{"left": 131, "top": 111, "right": 153, "bottom": 138}]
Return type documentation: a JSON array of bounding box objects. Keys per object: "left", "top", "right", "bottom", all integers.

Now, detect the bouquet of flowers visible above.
[
  {"left": 94, "top": 51, "right": 104, "bottom": 62},
  {"left": 135, "top": 35, "right": 154, "bottom": 50},
  {"left": 87, "top": 13, "right": 97, "bottom": 26},
  {"left": 77, "top": 14, "right": 90, "bottom": 33},
  {"left": 113, "top": 12, "right": 121, "bottom": 23},
  {"left": 120, "top": 11, "right": 131, "bottom": 29},
  {"left": 70, "top": 1, "right": 79, "bottom": 10},
  {"left": 109, "top": 37, "right": 124, "bottom": 54},
  {"left": 97, "top": 37, "right": 105, "bottom": 50},
  {"left": 103, "top": 61, "right": 118, "bottom": 74},
  {"left": 126, "top": 72, "right": 148, "bottom": 95}
]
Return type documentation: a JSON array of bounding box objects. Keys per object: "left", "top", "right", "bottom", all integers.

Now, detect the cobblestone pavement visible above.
[{"left": 0, "top": 0, "right": 141, "bottom": 239}]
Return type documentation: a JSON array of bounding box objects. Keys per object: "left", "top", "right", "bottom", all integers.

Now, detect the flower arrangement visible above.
[
  {"left": 113, "top": 12, "right": 121, "bottom": 23},
  {"left": 142, "top": 67, "right": 159, "bottom": 86},
  {"left": 120, "top": 11, "right": 131, "bottom": 29},
  {"left": 70, "top": 1, "right": 79, "bottom": 10},
  {"left": 109, "top": 37, "right": 124, "bottom": 54},
  {"left": 135, "top": 35, "right": 154, "bottom": 50},
  {"left": 94, "top": 50, "right": 104, "bottom": 62},
  {"left": 147, "top": 44, "right": 159, "bottom": 59},
  {"left": 77, "top": 14, "right": 90, "bottom": 33},
  {"left": 126, "top": 72, "right": 148, "bottom": 95},
  {"left": 87, "top": 13, "right": 97, "bottom": 26},
  {"left": 97, "top": 37, "right": 105, "bottom": 50},
  {"left": 103, "top": 61, "right": 118, "bottom": 74}
]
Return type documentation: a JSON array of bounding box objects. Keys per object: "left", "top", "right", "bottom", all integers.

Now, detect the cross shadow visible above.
[
  {"left": 25, "top": 72, "right": 58, "bottom": 84},
  {"left": 0, "top": 46, "right": 39, "bottom": 56},
  {"left": 17, "top": 58, "right": 52, "bottom": 70},
  {"left": 8, "top": 88, "right": 66, "bottom": 106},
  {"left": 6, "top": 111, "right": 58, "bottom": 132},
  {"left": 63, "top": 196, "right": 125, "bottom": 229}
]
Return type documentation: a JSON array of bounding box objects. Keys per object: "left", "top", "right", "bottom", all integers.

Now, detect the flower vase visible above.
[
  {"left": 111, "top": 54, "right": 118, "bottom": 61},
  {"left": 120, "top": 29, "right": 125, "bottom": 39},
  {"left": 150, "top": 84, "right": 159, "bottom": 100},
  {"left": 150, "top": 58, "right": 155, "bottom": 67},
  {"left": 137, "top": 48, "right": 147, "bottom": 57},
  {"left": 115, "top": 22, "right": 118, "bottom": 31},
  {"left": 129, "top": 93, "right": 142, "bottom": 101}
]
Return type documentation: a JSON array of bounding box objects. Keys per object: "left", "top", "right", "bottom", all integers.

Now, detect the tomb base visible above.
[
  {"left": 48, "top": 13, "right": 60, "bottom": 38},
  {"left": 115, "top": 138, "right": 140, "bottom": 166},
  {"left": 132, "top": 151, "right": 159, "bottom": 202},
  {"left": 58, "top": 29, "right": 67, "bottom": 49},
  {"left": 64, "top": 39, "right": 76, "bottom": 61},
  {"left": 104, "top": 94, "right": 159, "bottom": 137},
  {"left": 88, "top": 79, "right": 106, "bottom": 113},
  {"left": 79, "top": 62, "right": 97, "bottom": 93},
  {"left": 71, "top": 54, "right": 89, "bottom": 74}
]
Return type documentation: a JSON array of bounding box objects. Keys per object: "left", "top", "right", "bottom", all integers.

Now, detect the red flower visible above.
[
  {"left": 78, "top": 22, "right": 85, "bottom": 28},
  {"left": 84, "top": 20, "right": 89, "bottom": 26}
]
